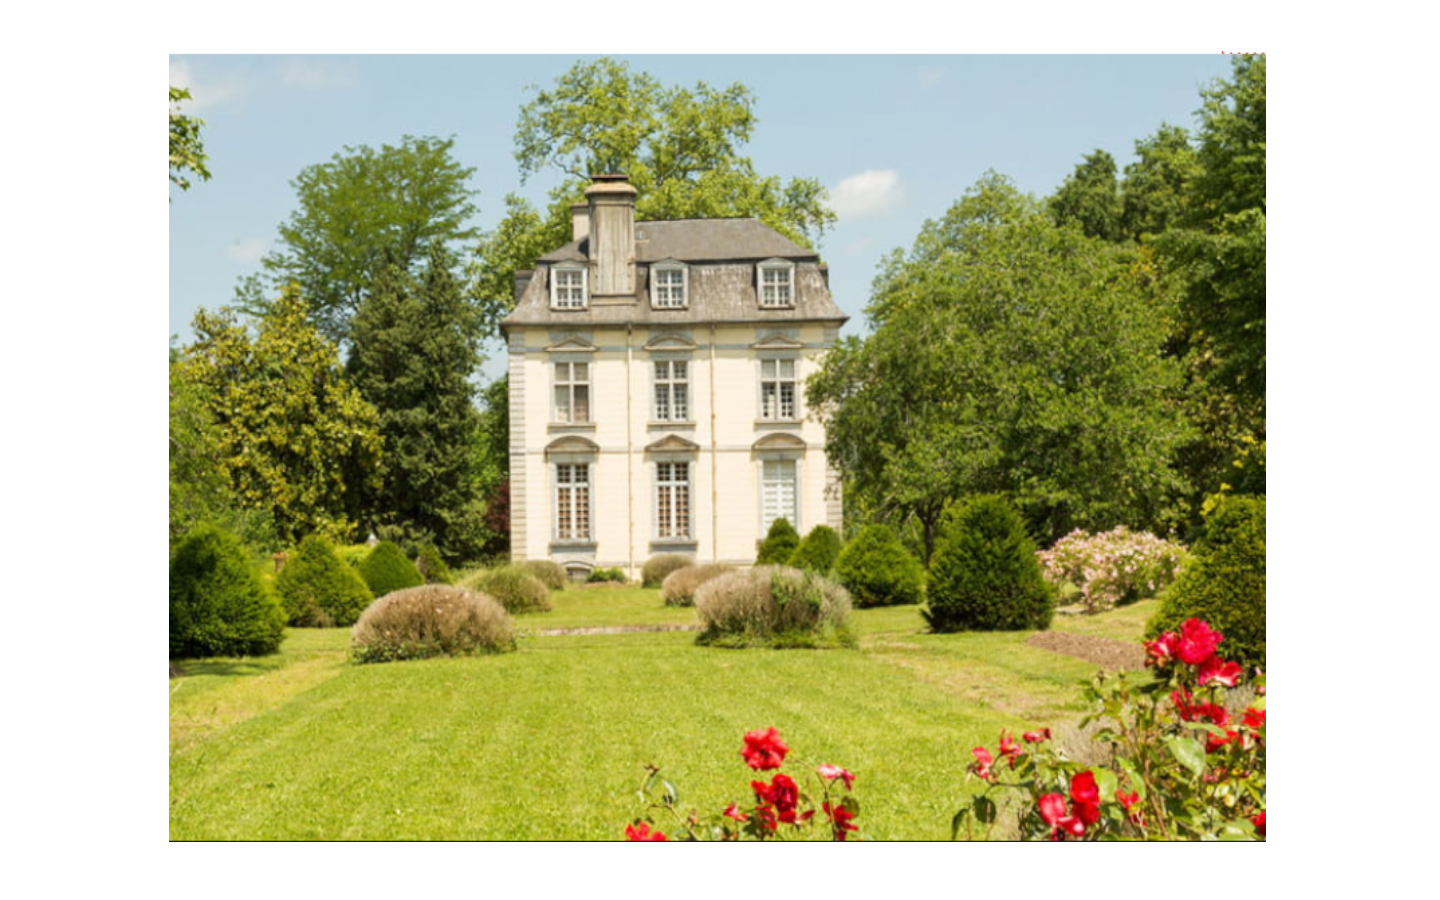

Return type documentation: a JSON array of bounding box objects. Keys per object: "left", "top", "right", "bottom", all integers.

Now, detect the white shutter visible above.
[{"left": 762, "top": 460, "right": 797, "bottom": 531}]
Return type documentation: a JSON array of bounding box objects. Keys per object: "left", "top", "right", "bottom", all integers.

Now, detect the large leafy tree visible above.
[
  {"left": 247, "top": 135, "right": 482, "bottom": 342},
  {"left": 1047, "top": 149, "right": 1122, "bottom": 241},
  {"left": 346, "top": 245, "right": 491, "bottom": 562},
  {"left": 809, "top": 173, "right": 1190, "bottom": 557},
  {"left": 1119, "top": 123, "right": 1201, "bottom": 241},
  {"left": 182, "top": 287, "right": 383, "bottom": 543},
  {"left": 471, "top": 58, "right": 836, "bottom": 331},
  {"left": 169, "top": 87, "right": 211, "bottom": 196}
]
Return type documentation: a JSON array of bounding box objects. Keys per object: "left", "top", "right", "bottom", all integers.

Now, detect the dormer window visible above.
[
  {"left": 651, "top": 261, "right": 688, "bottom": 309},
  {"left": 551, "top": 263, "right": 588, "bottom": 309},
  {"left": 757, "top": 259, "right": 795, "bottom": 308}
]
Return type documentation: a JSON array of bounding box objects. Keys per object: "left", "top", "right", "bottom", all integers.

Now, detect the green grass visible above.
[{"left": 169, "top": 589, "right": 1154, "bottom": 839}]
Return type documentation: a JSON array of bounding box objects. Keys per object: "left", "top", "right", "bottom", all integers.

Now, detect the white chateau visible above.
[{"left": 500, "top": 174, "right": 847, "bottom": 580}]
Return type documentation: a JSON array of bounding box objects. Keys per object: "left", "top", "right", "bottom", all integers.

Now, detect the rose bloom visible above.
[
  {"left": 625, "top": 821, "right": 667, "bottom": 841},
  {"left": 824, "top": 801, "right": 859, "bottom": 840},
  {"left": 1144, "top": 632, "right": 1178, "bottom": 666},
  {"left": 741, "top": 727, "right": 790, "bottom": 771},
  {"left": 1023, "top": 728, "right": 1052, "bottom": 744},
  {"left": 723, "top": 803, "right": 749, "bottom": 822},
  {"left": 971, "top": 746, "right": 995, "bottom": 780},
  {"left": 1176, "top": 618, "right": 1224, "bottom": 665},
  {"left": 1252, "top": 810, "right": 1266, "bottom": 837},
  {"left": 817, "top": 764, "right": 856, "bottom": 790},
  {"left": 998, "top": 731, "right": 1022, "bottom": 758},
  {"left": 1198, "top": 656, "right": 1243, "bottom": 687}
]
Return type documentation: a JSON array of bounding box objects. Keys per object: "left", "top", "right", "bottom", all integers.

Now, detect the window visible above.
[
  {"left": 652, "top": 265, "right": 687, "bottom": 308},
  {"left": 555, "top": 463, "right": 591, "bottom": 541},
  {"left": 655, "top": 462, "right": 691, "bottom": 539},
  {"left": 554, "top": 361, "right": 590, "bottom": 423},
  {"left": 760, "top": 358, "right": 797, "bottom": 420},
  {"left": 758, "top": 261, "right": 794, "bottom": 308},
  {"left": 761, "top": 460, "right": 797, "bottom": 533},
  {"left": 551, "top": 264, "right": 587, "bottom": 309},
  {"left": 653, "top": 360, "right": 689, "bottom": 421}
]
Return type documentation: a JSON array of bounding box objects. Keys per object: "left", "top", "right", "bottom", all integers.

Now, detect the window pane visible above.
[
  {"left": 673, "top": 384, "right": 688, "bottom": 420},
  {"left": 555, "top": 385, "right": 570, "bottom": 422},
  {"left": 573, "top": 362, "right": 588, "bottom": 382},
  {"left": 780, "top": 359, "right": 795, "bottom": 378},
  {"left": 573, "top": 385, "right": 589, "bottom": 422}
]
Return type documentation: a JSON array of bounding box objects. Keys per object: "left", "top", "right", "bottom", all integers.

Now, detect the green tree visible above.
[
  {"left": 275, "top": 534, "right": 374, "bottom": 627},
  {"left": 346, "top": 245, "right": 490, "bottom": 562},
  {"left": 924, "top": 496, "right": 1053, "bottom": 633},
  {"left": 810, "top": 173, "right": 1190, "bottom": 554},
  {"left": 170, "top": 525, "right": 285, "bottom": 659},
  {"left": 788, "top": 525, "right": 843, "bottom": 575},
  {"left": 169, "top": 86, "right": 211, "bottom": 196},
  {"left": 472, "top": 58, "right": 836, "bottom": 328},
  {"left": 357, "top": 540, "right": 425, "bottom": 597},
  {"left": 1048, "top": 149, "right": 1122, "bottom": 241},
  {"left": 1119, "top": 123, "right": 1201, "bottom": 241},
  {"left": 247, "top": 135, "right": 482, "bottom": 342},
  {"left": 755, "top": 518, "right": 801, "bottom": 565},
  {"left": 832, "top": 523, "right": 925, "bottom": 608},
  {"left": 473, "top": 374, "right": 511, "bottom": 557},
  {"left": 182, "top": 286, "right": 383, "bottom": 544}
]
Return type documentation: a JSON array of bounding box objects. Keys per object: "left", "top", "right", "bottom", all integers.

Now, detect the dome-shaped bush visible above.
[
  {"left": 464, "top": 565, "right": 551, "bottom": 614},
  {"left": 694, "top": 566, "right": 854, "bottom": 649},
  {"left": 755, "top": 518, "right": 800, "bottom": 565},
  {"left": 358, "top": 540, "right": 425, "bottom": 597},
  {"left": 275, "top": 534, "right": 374, "bottom": 627},
  {"left": 660, "top": 563, "right": 733, "bottom": 606},
  {"left": 415, "top": 544, "right": 454, "bottom": 585},
  {"left": 788, "top": 524, "right": 843, "bottom": 575},
  {"left": 170, "top": 525, "right": 285, "bottom": 659},
  {"left": 924, "top": 496, "right": 1053, "bottom": 633},
  {"left": 642, "top": 553, "right": 694, "bottom": 588},
  {"left": 1147, "top": 495, "right": 1265, "bottom": 669},
  {"left": 351, "top": 585, "right": 516, "bottom": 663},
  {"left": 519, "top": 559, "right": 567, "bottom": 590},
  {"left": 833, "top": 524, "right": 925, "bottom": 607}
]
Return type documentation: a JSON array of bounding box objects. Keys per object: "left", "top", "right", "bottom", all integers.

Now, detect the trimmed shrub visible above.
[
  {"left": 660, "top": 563, "right": 734, "bottom": 607},
  {"left": 924, "top": 496, "right": 1054, "bottom": 633},
  {"left": 519, "top": 559, "right": 567, "bottom": 591},
  {"left": 358, "top": 540, "right": 425, "bottom": 597},
  {"left": 694, "top": 566, "right": 855, "bottom": 649},
  {"left": 464, "top": 565, "right": 552, "bottom": 614},
  {"left": 170, "top": 525, "right": 286, "bottom": 659},
  {"left": 588, "top": 567, "right": 627, "bottom": 584},
  {"left": 1039, "top": 527, "right": 1189, "bottom": 613},
  {"left": 833, "top": 524, "right": 925, "bottom": 608},
  {"left": 642, "top": 553, "right": 694, "bottom": 588},
  {"left": 274, "top": 534, "right": 374, "bottom": 627},
  {"left": 1147, "top": 495, "right": 1266, "bottom": 670},
  {"left": 415, "top": 544, "right": 454, "bottom": 584},
  {"left": 787, "top": 525, "right": 843, "bottom": 574},
  {"left": 755, "top": 518, "right": 800, "bottom": 565},
  {"left": 335, "top": 543, "right": 372, "bottom": 568},
  {"left": 350, "top": 585, "right": 516, "bottom": 663}
]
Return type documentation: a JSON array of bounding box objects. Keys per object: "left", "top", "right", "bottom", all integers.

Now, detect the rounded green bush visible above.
[
  {"left": 519, "top": 559, "right": 567, "bottom": 590},
  {"left": 1147, "top": 495, "right": 1265, "bottom": 669},
  {"left": 660, "top": 563, "right": 733, "bottom": 606},
  {"left": 833, "top": 524, "right": 925, "bottom": 608},
  {"left": 924, "top": 496, "right": 1054, "bottom": 632},
  {"left": 170, "top": 525, "right": 285, "bottom": 659},
  {"left": 788, "top": 524, "right": 844, "bottom": 575},
  {"left": 755, "top": 518, "right": 800, "bottom": 565},
  {"left": 415, "top": 544, "right": 454, "bottom": 584},
  {"left": 350, "top": 585, "right": 516, "bottom": 663},
  {"left": 275, "top": 534, "right": 374, "bottom": 627},
  {"left": 642, "top": 553, "right": 694, "bottom": 588},
  {"left": 467, "top": 565, "right": 552, "bottom": 614},
  {"left": 694, "top": 565, "right": 854, "bottom": 649},
  {"left": 358, "top": 540, "right": 425, "bottom": 597}
]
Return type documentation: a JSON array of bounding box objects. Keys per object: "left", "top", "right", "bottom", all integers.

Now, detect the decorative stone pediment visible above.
[
  {"left": 750, "top": 333, "right": 804, "bottom": 351},
  {"left": 752, "top": 433, "right": 806, "bottom": 452},
  {"left": 545, "top": 335, "right": 598, "bottom": 353},
  {"left": 645, "top": 434, "right": 700, "bottom": 454},
  {"left": 644, "top": 332, "right": 696, "bottom": 351},
  {"left": 545, "top": 436, "right": 600, "bottom": 457}
]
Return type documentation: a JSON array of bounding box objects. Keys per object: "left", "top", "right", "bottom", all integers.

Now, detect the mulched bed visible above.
[{"left": 1025, "top": 631, "right": 1147, "bottom": 671}]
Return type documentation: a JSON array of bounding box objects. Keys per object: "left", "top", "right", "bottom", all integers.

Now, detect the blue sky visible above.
[{"left": 169, "top": 54, "right": 1235, "bottom": 379}]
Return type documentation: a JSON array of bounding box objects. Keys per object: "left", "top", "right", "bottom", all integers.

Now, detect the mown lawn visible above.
[{"left": 168, "top": 589, "right": 1158, "bottom": 840}]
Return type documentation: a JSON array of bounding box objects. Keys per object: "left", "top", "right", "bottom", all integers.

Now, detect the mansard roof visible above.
[{"left": 538, "top": 218, "right": 816, "bottom": 265}]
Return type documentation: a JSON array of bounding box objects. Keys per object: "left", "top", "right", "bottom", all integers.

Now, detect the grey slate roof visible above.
[{"left": 503, "top": 217, "right": 847, "bottom": 330}]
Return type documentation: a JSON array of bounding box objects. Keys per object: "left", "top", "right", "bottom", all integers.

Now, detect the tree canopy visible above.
[
  {"left": 809, "top": 173, "right": 1191, "bottom": 556},
  {"left": 249, "top": 135, "right": 482, "bottom": 342},
  {"left": 169, "top": 87, "right": 211, "bottom": 196}
]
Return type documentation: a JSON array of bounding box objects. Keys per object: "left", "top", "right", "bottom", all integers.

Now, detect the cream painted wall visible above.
[{"left": 509, "top": 320, "right": 841, "bottom": 578}]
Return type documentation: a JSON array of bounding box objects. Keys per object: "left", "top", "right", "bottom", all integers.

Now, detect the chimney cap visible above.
[{"left": 585, "top": 173, "right": 637, "bottom": 198}]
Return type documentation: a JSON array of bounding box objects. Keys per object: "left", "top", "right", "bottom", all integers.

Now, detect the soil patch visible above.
[{"left": 1026, "top": 631, "right": 1147, "bottom": 671}]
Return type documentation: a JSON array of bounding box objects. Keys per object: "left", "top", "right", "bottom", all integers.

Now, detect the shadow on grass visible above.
[{"left": 170, "top": 657, "right": 287, "bottom": 679}]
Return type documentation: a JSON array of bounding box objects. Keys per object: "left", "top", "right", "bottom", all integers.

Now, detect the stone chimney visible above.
[
  {"left": 584, "top": 173, "right": 637, "bottom": 303},
  {"left": 570, "top": 203, "right": 589, "bottom": 242}
]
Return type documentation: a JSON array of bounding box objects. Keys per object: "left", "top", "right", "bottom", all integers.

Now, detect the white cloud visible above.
[
  {"left": 227, "top": 238, "right": 270, "bottom": 264},
  {"left": 827, "top": 169, "right": 905, "bottom": 221},
  {"left": 281, "top": 59, "right": 358, "bottom": 89},
  {"left": 919, "top": 67, "right": 947, "bottom": 89},
  {"left": 169, "top": 59, "right": 249, "bottom": 112}
]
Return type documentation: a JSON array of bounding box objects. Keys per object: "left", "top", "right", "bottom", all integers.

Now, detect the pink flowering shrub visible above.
[
  {"left": 953, "top": 617, "right": 1265, "bottom": 841},
  {"left": 625, "top": 727, "right": 861, "bottom": 841},
  {"left": 1038, "top": 527, "right": 1189, "bottom": 613}
]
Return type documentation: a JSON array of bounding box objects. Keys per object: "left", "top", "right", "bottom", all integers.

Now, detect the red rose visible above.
[
  {"left": 1023, "top": 728, "right": 1052, "bottom": 744},
  {"left": 625, "top": 821, "right": 667, "bottom": 841},
  {"left": 998, "top": 731, "right": 1021, "bottom": 758},
  {"left": 768, "top": 773, "right": 799, "bottom": 815},
  {"left": 741, "top": 727, "right": 790, "bottom": 771},
  {"left": 1243, "top": 707, "right": 1266, "bottom": 730},
  {"left": 1144, "top": 632, "right": 1179, "bottom": 666},
  {"left": 1176, "top": 618, "right": 1224, "bottom": 665},
  {"left": 817, "top": 764, "right": 856, "bottom": 790},
  {"left": 1252, "top": 810, "right": 1265, "bottom": 837},
  {"left": 723, "top": 803, "right": 749, "bottom": 822},
  {"left": 1070, "top": 770, "right": 1100, "bottom": 806},
  {"left": 824, "top": 801, "right": 859, "bottom": 840},
  {"left": 1038, "top": 793, "right": 1067, "bottom": 828},
  {"left": 1198, "top": 656, "right": 1243, "bottom": 687},
  {"left": 971, "top": 746, "right": 995, "bottom": 780}
]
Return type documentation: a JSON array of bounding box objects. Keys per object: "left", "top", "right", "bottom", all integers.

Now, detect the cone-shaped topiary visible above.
[
  {"left": 788, "top": 524, "right": 844, "bottom": 575},
  {"left": 833, "top": 523, "right": 925, "bottom": 607},
  {"left": 1147, "top": 495, "right": 1265, "bottom": 670},
  {"left": 924, "top": 496, "right": 1053, "bottom": 632},
  {"left": 414, "top": 544, "right": 453, "bottom": 584},
  {"left": 170, "top": 525, "right": 285, "bottom": 659},
  {"left": 756, "top": 518, "right": 801, "bottom": 565},
  {"left": 275, "top": 534, "right": 374, "bottom": 627},
  {"left": 358, "top": 540, "right": 425, "bottom": 597}
]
